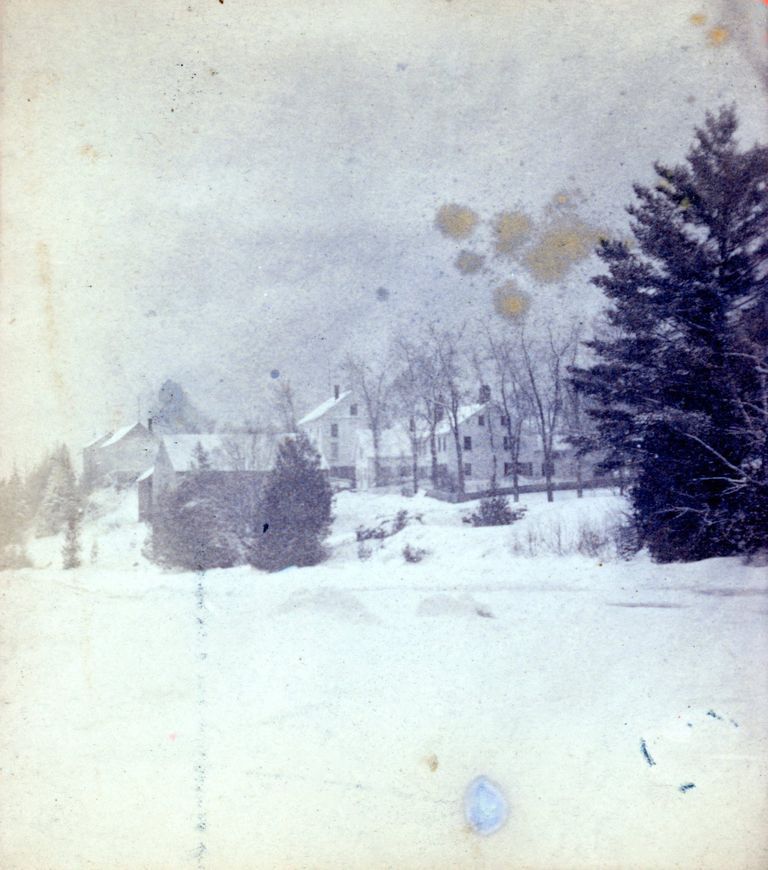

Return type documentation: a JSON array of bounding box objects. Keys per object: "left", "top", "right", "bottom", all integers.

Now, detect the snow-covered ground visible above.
[{"left": 1, "top": 487, "right": 767, "bottom": 869}]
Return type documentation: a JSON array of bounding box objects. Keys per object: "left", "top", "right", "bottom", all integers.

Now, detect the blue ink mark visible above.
[
  {"left": 464, "top": 776, "right": 508, "bottom": 835},
  {"left": 679, "top": 783, "right": 696, "bottom": 793},
  {"left": 640, "top": 739, "right": 656, "bottom": 767},
  {"left": 706, "top": 709, "right": 723, "bottom": 721},
  {"left": 730, "top": 719, "right": 739, "bottom": 728},
  {"left": 270, "top": 369, "right": 280, "bottom": 379}
]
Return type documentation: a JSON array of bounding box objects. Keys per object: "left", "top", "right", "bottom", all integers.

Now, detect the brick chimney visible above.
[
  {"left": 333, "top": 384, "right": 340, "bottom": 400},
  {"left": 147, "top": 416, "right": 153, "bottom": 433}
]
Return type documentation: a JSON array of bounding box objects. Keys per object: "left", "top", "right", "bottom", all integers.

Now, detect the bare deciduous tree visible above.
[
  {"left": 519, "top": 324, "right": 579, "bottom": 502},
  {"left": 391, "top": 334, "right": 445, "bottom": 489},
  {"left": 270, "top": 379, "right": 298, "bottom": 433},
  {"left": 342, "top": 353, "right": 391, "bottom": 487},
  {"left": 427, "top": 323, "right": 469, "bottom": 494},
  {"left": 481, "top": 326, "right": 533, "bottom": 502}
]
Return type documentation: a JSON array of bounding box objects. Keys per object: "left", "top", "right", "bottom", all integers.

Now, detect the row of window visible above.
[{"left": 477, "top": 415, "right": 511, "bottom": 427}]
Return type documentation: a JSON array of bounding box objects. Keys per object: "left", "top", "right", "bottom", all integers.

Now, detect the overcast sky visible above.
[{"left": 1, "top": 0, "right": 766, "bottom": 472}]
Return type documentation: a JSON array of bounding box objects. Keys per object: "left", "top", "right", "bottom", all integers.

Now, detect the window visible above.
[
  {"left": 500, "top": 415, "right": 510, "bottom": 427},
  {"left": 503, "top": 436, "right": 512, "bottom": 450},
  {"left": 463, "top": 436, "right": 472, "bottom": 451},
  {"left": 350, "top": 404, "right": 358, "bottom": 417},
  {"left": 542, "top": 461, "right": 555, "bottom": 476},
  {"left": 463, "top": 463, "right": 472, "bottom": 478},
  {"left": 331, "top": 423, "right": 339, "bottom": 438},
  {"left": 331, "top": 443, "right": 339, "bottom": 461},
  {"left": 478, "top": 415, "right": 485, "bottom": 427},
  {"left": 503, "top": 462, "right": 513, "bottom": 477}
]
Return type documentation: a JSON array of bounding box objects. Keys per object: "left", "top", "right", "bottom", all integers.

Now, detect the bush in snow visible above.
[
  {"left": 509, "top": 510, "right": 635, "bottom": 560},
  {"left": 250, "top": 433, "right": 332, "bottom": 572},
  {"left": 465, "top": 494, "right": 526, "bottom": 527},
  {"left": 402, "top": 543, "right": 427, "bottom": 563},
  {"left": 357, "top": 541, "right": 373, "bottom": 561},
  {"left": 62, "top": 510, "right": 82, "bottom": 570},
  {"left": 356, "top": 509, "right": 411, "bottom": 542}
]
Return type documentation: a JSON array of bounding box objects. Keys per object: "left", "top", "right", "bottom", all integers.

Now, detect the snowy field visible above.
[{"left": 1, "top": 487, "right": 767, "bottom": 869}]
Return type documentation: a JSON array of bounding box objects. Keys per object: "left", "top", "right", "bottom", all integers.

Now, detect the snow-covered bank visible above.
[{"left": 1, "top": 488, "right": 766, "bottom": 869}]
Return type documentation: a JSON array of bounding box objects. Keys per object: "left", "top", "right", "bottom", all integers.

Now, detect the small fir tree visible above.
[
  {"left": 36, "top": 446, "right": 79, "bottom": 537},
  {"left": 251, "top": 433, "right": 332, "bottom": 571},
  {"left": 62, "top": 510, "right": 82, "bottom": 569}
]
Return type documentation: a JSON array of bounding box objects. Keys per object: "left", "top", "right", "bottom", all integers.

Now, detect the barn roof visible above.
[
  {"left": 83, "top": 432, "right": 113, "bottom": 450},
  {"left": 434, "top": 403, "right": 487, "bottom": 435},
  {"left": 159, "top": 433, "right": 329, "bottom": 472},
  {"left": 298, "top": 390, "right": 352, "bottom": 425}
]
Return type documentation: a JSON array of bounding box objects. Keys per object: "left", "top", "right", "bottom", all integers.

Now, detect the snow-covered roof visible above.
[
  {"left": 137, "top": 466, "right": 154, "bottom": 482},
  {"left": 101, "top": 422, "right": 150, "bottom": 448},
  {"left": 356, "top": 427, "right": 413, "bottom": 460},
  {"left": 83, "top": 432, "right": 112, "bottom": 450},
  {"left": 159, "top": 433, "right": 330, "bottom": 473},
  {"left": 159, "top": 434, "right": 270, "bottom": 472},
  {"left": 435, "top": 403, "right": 486, "bottom": 435},
  {"left": 298, "top": 390, "right": 352, "bottom": 425}
]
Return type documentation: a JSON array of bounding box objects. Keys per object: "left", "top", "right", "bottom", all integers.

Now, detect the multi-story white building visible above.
[{"left": 297, "top": 386, "right": 364, "bottom": 481}]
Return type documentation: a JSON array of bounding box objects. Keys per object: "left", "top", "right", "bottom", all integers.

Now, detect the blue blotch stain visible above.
[
  {"left": 464, "top": 775, "right": 508, "bottom": 836},
  {"left": 375, "top": 286, "right": 390, "bottom": 301},
  {"left": 270, "top": 369, "right": 280, "bottom": 379},
  {"left": 679, "top": 782, "right": 696, "bottom": 793}
]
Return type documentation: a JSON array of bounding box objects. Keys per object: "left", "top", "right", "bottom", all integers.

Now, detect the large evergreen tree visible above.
[
  {"left": 35, "top": 446, "right": 80, "bottom": 538},
  {"left": 573, "top": 107, "right": 768, "bottom": 561},
  {"left": 251, "top": 433, "right": 332, "bottom": 572},
  {"left": 149, "top": 471, "right": 254, "bottom": 572}
]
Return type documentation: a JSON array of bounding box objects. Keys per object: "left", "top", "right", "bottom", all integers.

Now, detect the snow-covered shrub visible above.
[
  {"left": 357, "top": 541, "right": 373, "bottom": 561},
  {"left": 509, "top": 510, "right": 634, "bottom": 560},
  {"left": 393, "top": 509, "right": 408, "bottom": 533},
  {"left": 402, "top": 543, "right": 427, "bottom": 563},
  {"left": 356, "top": 510, "right": 411, "bottom": 542},
  {"left": 62, "top": 512, "right": 82, "bottom": 569},
  {"left": 149, "top": 472, "right": 256, "bottom": 571},
  {"left": 465, "top": 494, "right": 526, "bottom": 527}
]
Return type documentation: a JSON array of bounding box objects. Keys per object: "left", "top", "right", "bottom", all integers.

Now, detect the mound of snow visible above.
[
  {"left": 417, "top": 592, "right": 495, "bottom": 619},
  {"left": 275, "top": 587, "right": 380, "bottom": 624}
]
